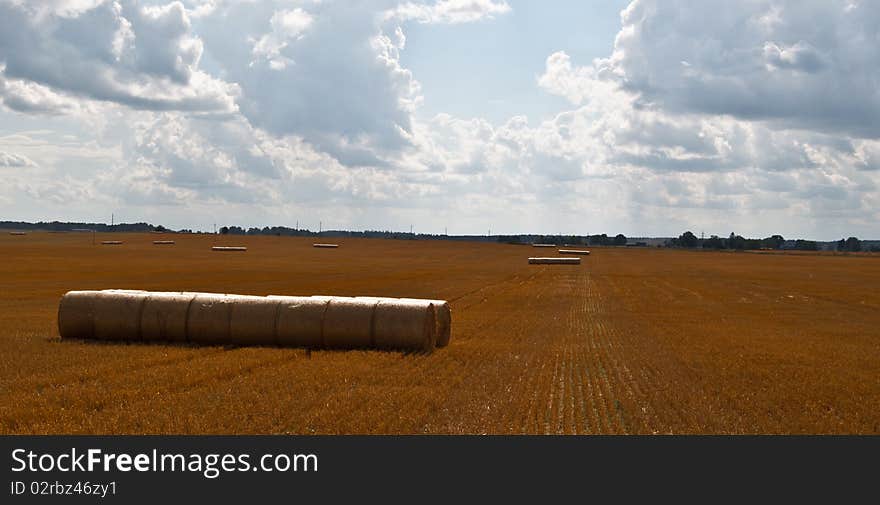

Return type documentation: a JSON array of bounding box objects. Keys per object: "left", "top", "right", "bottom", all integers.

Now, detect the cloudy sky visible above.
[{"left": 1, "top": 0, "right": 878, "bottom": 239}]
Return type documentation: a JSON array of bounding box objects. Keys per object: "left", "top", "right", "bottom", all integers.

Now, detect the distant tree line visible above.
[
  {"left": 495, "top": 233, "right": 628, "bottom": 246},
  {"left": 667, "top": 231, "right": 875, "bottom": 252},
  {"left": 0, "top": 220, "right": 163, "bottom": 233},
  {"left": 218, "top": 225, "right": 474, "bottom": 241},
  {"left": 4, "top": 221, "right": 877, "bottom": 251}
]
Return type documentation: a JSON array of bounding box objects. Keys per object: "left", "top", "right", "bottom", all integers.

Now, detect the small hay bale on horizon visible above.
[
  {"left": 313, "top": 243, "right": 339, "bottom": 248},
  {"left": 528, "top": 257, "right": 580, "bottom": 265},
  {"left": 153, "top": 240, "right": 175, "bottom": 245},
  {"left": 532, "top": 243, "right": 556, "bottom": 248},
  {"left": 9, "top": 231, "right": 27, "bottom": 235},
  {"left": 101, "top": 240, "right": 123, "bottom": 245},
  {"left": 211, "top": 246, "right": 247, "bottom": 252},
  {"left": 558, "top": 249, "right": 590, "bottom": 255}
]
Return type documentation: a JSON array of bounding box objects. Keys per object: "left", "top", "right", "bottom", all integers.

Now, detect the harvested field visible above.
[{"left": 1, "top": 232, "right": 879, "bottom": 434}]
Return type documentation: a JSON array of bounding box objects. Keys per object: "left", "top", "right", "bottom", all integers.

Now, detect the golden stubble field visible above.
[{"left": 1, "top": 231, "right": 879, "bottom": 434}]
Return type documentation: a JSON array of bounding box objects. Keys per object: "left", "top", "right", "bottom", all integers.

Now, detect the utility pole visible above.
[
  {"left": 111, "top": 213, "right": 114, "bottom": 227},
  {"left": 410, "top": 224, "right": 413, "bottom": 235},
  {"left": 319, "top": 221, "right": 322, "bottom": 234}
]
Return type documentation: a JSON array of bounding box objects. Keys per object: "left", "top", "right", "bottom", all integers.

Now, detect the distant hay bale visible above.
[
  {"left": 9, "top": 231, "right": 27, "bottom": 235},
  {"left": 153, "top": 240, "right": 175, "bottom": 245},
  {"left": 101, "top": 241, "right": 123, "bottom": 245},
  {"left": 532, "top": 244, "right": 556, "bottom": 247},
  {"left": 211, "top": 246, "right": 247, "bottom": 252},
  {"left": 312, "top": 243, "right": 339, "bottom": 248},
  {"left": 528, "top": 257, "right": 581, "bottom": 265},
  {"left": 59, "top": 290, "right": 450, "bottom": 351},
  {"left": 558, "top": 249, "right": 591, "bottom": 255}
]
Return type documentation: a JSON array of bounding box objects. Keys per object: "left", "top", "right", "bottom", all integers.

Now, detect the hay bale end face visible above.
[
  {"left": 313, "top": 243, "right": 339, "bottom": 248},
  {"left": 373, "top": 300, "right": 436, "bottom": 352},
  {"left": 58, "top": 290, "right": 450, "bottom": 351},
  {"left": 153, "top": 240, "right": 175, "bottom": 245},
  {"left": 528, "top": 257, "right": 581, "bottom": 265},
  {"left": 211, "top": 246, "right": 247, "bottom": 252},
  {"left": 399, "top": 297, "right": 451, "bottom": 348},
  {"left": 558, "top": 249, "right": 591, "bottom": 255}
]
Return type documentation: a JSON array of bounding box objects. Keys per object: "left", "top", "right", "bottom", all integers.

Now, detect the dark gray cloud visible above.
[
  {"left": 611, "top": 0, "right": 880, "bottom": 138},
  {"left": 195, "top": 0, "right": 415, "bottom": 165},
  {"left": 0, "top": 0, "right": 237, "bottom": 113}
]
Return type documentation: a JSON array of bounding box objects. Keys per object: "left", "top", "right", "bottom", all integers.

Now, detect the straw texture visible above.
[
  {"left": 373, "top": 299, "right": 435, "bottom": 351},
  {"left": 229, "top": 295, "right": 281, "bottom": 345},
  {"left": 58, "top": 291, "right": 96, "bottom": 340},
  {"left": 140, "top": 292, "right": 195, "bottom": 342},
  {"left": 187, "top": 293, "right": 234, "bottom": 344},
  {"left": 322, "top": 298, "right": 376, "bottom": 348},
  {"left": 272, "top": 296, "right": 329, "bottom": 347},
  {"left": 91, "top": 291, "right": 147, "bottom": 340}
]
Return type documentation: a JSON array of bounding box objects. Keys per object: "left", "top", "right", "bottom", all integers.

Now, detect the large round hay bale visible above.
[
  {"left": 322, "top": 298, "right": 376, "bottom": 348},
  {"left": 432, "top": 301, "right": 451, "bottom": 348},
  {"left": 58, "top": 290, "right": 451, "bottom": 351},
  {"left": 58, "top": 291, "right": 98, "bottom": 340},
  {"left": 399, "top": 298, "right": 451, "bottom": 348},
  {"left": 92, "top": 291, "right": 147, "bottom": 340},
  {"left": 229, "top": 295, "right": 282, "bottom": 346},
  {"left": 186, "top": 293, "right": 234, "bottom": 344},
  {"left": 373, "top": 299, "right": 436, "bottom": 352},
  {"left": 272, "top": 296, "right": 329, "bottom": 347},
  {"left": 140, "top": 292, "right": 195, "bottom": 342}
]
